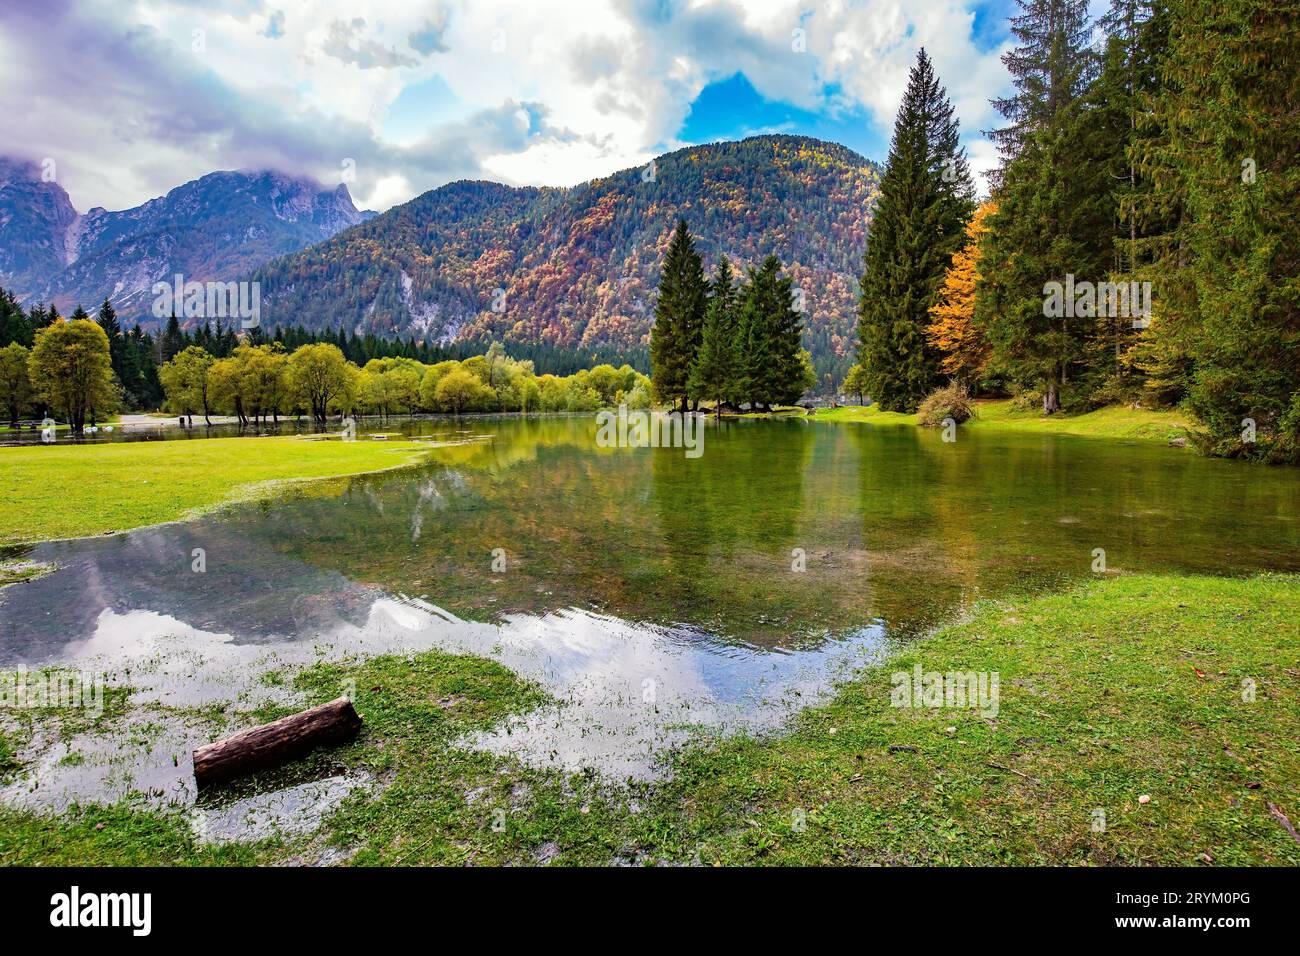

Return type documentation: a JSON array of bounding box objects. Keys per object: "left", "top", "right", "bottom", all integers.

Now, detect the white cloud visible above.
[{"left": 0, "top": 0, "right": 1013, "bottom": 211}]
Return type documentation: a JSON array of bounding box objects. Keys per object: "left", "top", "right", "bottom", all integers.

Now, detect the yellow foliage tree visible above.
[{"left": 927, "top": 202, "right": 994, "bottom": 387}]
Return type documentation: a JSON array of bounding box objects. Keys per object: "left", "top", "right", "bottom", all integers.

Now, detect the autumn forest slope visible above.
[{"left": 250, "top": 135, "right": 881, "bottom": 386}]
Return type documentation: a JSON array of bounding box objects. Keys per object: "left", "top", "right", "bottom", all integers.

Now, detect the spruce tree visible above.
[
  {"left": 96, "top": 299, "right": 131, "bottom": 406},
  {"left": 734, "top": 267, "right": 772, "bottom": 410},
  {"left": 0, "top": 290, "right": 33, "bottom": 348},
  {"left": 161, "top": 314, "right": 185, "bottom": 363},
  {"left": 975, "top": 47, "right": 1126, "bottom": 413},
  {"left": 974, "top": 0, "right": 1125, "bottom": 413},
  {"left": 649, "top": 219, "right": 707, "bottom": 412},
  {"left": 857, "top": 48, "right": 975, "bottom": 412},
  {"left": 987, "top": 0, "right": 1096, "bottom": 176},
  {"left": 735, "top": 256, "right": 810, "bottom": 409},
  {"left": 768, "top": 258, "right": 809, "bottom": 405},
  {"left": 688, "top": 256, "right": 739, "bottom": 414},
  {"left": 1147, "top": 0, "right": 1300, "bottom": 458}
]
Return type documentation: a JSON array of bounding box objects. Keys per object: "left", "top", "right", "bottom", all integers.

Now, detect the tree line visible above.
[
  {"left": 649, "top": 219, "right": 816, "bottom": 413},
  {"left": 851, "top": 0, "right": 1299, "bottom": 461},
  {"left": 156, "top": 339, "right": 650, "bottom": 427},
  {"left": 0, "top": 287, "right": 652, "bottom": 430}
]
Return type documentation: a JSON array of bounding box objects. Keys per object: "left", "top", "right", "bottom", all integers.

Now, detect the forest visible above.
[{"left": 847, "top": 0, "right": 1298, "bottom": 461}]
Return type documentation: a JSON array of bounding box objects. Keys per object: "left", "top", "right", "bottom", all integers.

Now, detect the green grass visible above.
[
  {"left": 814, "top": 398, "right": 1192, "bottom": 444},
  {"left": 0, "top": 731, "right": 18, "bottom": 778},
  {"left": 968, "top": 398, "right": 1192, "bottom": 441},
  {"left": 0, "top": 804, "right": 261, "bottom": 866},
  {"left": 811, "top": 404, "right": 920, "bottom": 426},
  {"left": 622, "top": 572, "right": 1300, "bottom": 865},
  {"left": 4, "top": 572, "right": 1294, "bottom": 865},
  {"left": 0, "top": 435, "right": 434, "bottom": 545}
]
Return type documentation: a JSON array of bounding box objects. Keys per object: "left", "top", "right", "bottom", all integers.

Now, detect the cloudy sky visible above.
[{"left": 1, "top": 0, "right": 1062, "bottom": 214}]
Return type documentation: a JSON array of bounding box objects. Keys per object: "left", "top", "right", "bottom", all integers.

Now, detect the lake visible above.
[{"left": 2, "top": 416, "right": 1298, "bottom": 829}]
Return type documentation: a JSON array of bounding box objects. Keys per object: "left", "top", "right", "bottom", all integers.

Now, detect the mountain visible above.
[
  {"left": 251, "top": 135, "right": 881, "bottom": 384},
  {"left": 0, "top": 158, "right": 80, "bottom": 295},
  {"left": 0, "top": 161, "right": 373, "bottom": 317}
]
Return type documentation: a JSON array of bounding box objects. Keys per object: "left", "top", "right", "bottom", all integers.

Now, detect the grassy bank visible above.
[
  {"left": 3, "top": 572, "right": 1295, "bottom": 865},
  {"left": 0, "top": 435, "right": 434, "bottom": 545},
  {"left": 633, "top": 571, "right": 1300, "bottom": 865},
  {"left": 813, "top": 399, "right": 1192, "bottom": 443}
]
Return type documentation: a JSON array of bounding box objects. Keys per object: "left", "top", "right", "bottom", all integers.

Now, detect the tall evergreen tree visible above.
[
  {"left": 128, "top": 326, "right": 164, "bottom": 409},
  {"left": 736, "top": 256, "right": 810, "bottom": 409},
  {"left": 857, "top": 48, "right": 975, "bottom": 412},
  {"left": 0, "top": 289, "right": 33, "bottom": 348},
  {"left": 96, "top": 298, "right": 131, "bottom": 405},
  {"left": 1143, "top": 0, "right": 1300, "bottom": 458},
  {"left": 160, "top": 313, "right": 186, "bottom": 364},
  {"left": 768, "top": 260, "right": 809, "bottom": 405},
  {"left": 688, "top": 256, "right": 738, "bottom": 413},
  {"left": 649, "top": 219, "right": 707, "bottom": 412},
  {"left": 975, "top": 35, "right": 1127, "bottom": 413},
  {"left": 987, "top": 0, "right": 1096, "bottom": 176}
]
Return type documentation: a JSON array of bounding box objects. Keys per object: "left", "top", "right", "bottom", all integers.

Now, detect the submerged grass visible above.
[
  {"left": 2, "top": 572, "right": 1294, "bottom": 865},
  {"left": 0, "top": 435, "right": 433, "bottom": 545},
  {"left": 0, "top": 561, "right": 55, "bottom": 588}
]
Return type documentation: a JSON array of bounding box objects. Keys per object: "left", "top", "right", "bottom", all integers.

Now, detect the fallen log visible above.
[{"left": 193, "top": 697, "right": 362, "bottom": 789}]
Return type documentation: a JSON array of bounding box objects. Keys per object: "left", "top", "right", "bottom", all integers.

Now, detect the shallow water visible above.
[{"left": 2, "top": 416, "right": 1298, "bottom": 828}]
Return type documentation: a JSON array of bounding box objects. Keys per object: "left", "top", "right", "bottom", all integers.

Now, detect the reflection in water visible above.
[
  {"left": 2, "top": 416, "right": 1299, "bottom": 828},
  {"left": 0, "top": 542, "right": 886, "bottom": 820}
]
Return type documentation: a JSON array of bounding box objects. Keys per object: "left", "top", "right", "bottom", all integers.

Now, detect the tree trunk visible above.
[
  {"left": 192, "top": 697, "right": 362, "bottom": 789},
  {"left": 1043, "top": 383, "right": 1060, "bottom": 415}
]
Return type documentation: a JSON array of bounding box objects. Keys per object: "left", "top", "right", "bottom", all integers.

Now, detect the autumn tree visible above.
[
  {"left": 286, "top": 343, "right": 351, "bottom": 422},
  {"left": 842, "top": 363, "right": 869, "bottom": 405},
  {"left": 0, "top": 342, "right": 33, "bottom": 427},
  {"left": 159, "top": 345, "right": 216, "bottom": 424},
  {"left": 927, "top": 202, "right": 996, "bottom": 388},
  {"left": 435, "top": 367, "right": 495, "bottom": 413},
  {"left": 27, "top": 318, "right": 118, "bottom": 432}
]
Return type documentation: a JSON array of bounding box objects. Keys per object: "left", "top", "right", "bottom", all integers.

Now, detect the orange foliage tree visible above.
[{"left": 927, "top": 202, "right": 994, "bottom": 387}]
